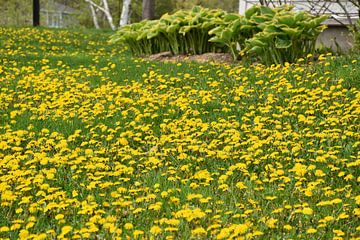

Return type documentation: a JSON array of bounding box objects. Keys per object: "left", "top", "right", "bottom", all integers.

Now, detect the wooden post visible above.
[{"left": 33, "top": 0, "right": 40, "bottom": 26}]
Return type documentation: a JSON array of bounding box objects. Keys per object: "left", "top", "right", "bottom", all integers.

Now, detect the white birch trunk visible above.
[
  {"left": 239, "top": 0, "right": 247, "bottom": 15},
  {"left": 89, "top": 4, "right": 100, "bottom": 29},
  {"left": 85, "top": 0, "right": 116, "bottom": 30},
  {"left": 101, "top": 0, "right": 116, "bottom": 30},
  {"left": 120, "top": 0, "right": 132, "bottom": 27}
]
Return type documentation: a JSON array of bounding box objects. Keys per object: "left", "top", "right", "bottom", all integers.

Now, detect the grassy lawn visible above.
[{"left": 0, "top": 27, "right": 359, "bottom": 240}]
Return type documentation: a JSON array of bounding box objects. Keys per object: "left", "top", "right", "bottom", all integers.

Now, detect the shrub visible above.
[
  {"left": 350, "top": 19, "right": 360, "bottom": 52},
  {"left": 111, "top": 5, "right": 327, "bottom": 65},
  {"left": 244, "top": 5, "right": 328, "bottom": 65},
  {"left": 208, "top": 5, "right": 278, "bottom": 60},
  {"left": 110, "top": 7, "right": 228, "bottom": 56}
]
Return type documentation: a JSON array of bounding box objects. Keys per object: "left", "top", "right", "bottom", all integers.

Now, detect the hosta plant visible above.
[
  {"left": 109, "top": 20, "right": 168, "bottom": 56},
  {"left": 111, "top": 5, "right": 327, "bottom": 65},
  {"left": 208, "top": 14, "right": 249, "bottom": 60},
  {"left": 111, "top": 6, "right": 228, "bottom": 56},
  {"left": 245, "top": 5, "right": 328, "bottom": 65},
  {"left": 208, "top": 6, "right": 275, "bottom": 61},
  {"left": 350, "top": 19, "right": 360, "bottom": 52}
]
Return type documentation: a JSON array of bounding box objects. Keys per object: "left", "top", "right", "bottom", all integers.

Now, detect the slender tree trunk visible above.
[
  {"left": 85, "top": 0, "right": 116, "bottom": 30},
  {"left": 120, "top": 0, "right": 132, "bottom": 26},
  {"left": 239, "top": 0, "right": 247, "bottom": 15},
  {"left": 89, "top": 4, "right": 100, "bottom": 29},
  {"left": 142, "top": 0, "right": 155, "bottom": 20},
  {"left": 33, "top": 0, "right": 40, "bottom": 26},
  {"left": 101, "top": 0, "right": 116, "bottom": 30}
]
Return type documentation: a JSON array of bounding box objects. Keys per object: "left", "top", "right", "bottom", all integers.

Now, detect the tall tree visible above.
[
  {"left": 85, "top": 0, "right": 116, "bottom": 30},
  {"left": 120, "top": 0, "right": 132, "bottom": 26},
  {"left": 85, "top": 0, "right": 133, "bottom": 29},
  {"left": 33, "top": 0, "right": 40, "bottom": 26},
  {"left": 142, "top": 0, "right": 155, "bottom": 20},
  {"left": 89, "top": 4, "right": 100, "bottom": 29}
]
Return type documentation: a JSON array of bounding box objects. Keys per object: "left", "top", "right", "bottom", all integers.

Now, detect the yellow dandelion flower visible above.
[
  {"left": 150, "top": 226, "right": 162, "bottom": 235},
  {"left": 124, "top": 223, "right": 133, "bottom": 230},
  {"left": 0, "top": 226, "right": 10, "bottom": 232},
  {"left": 306, "top": 228, "right": 317, "bottom": 234},
  {"left": 33, "top": 233, "right": 47, "bottom": 240},
  {"left": 19, "top": 229, "right": 29, "bottom": 239},
  {"left": 61, "top": 226, "right": 73, "bottom": 235},
  {"left": 265, "top": 218, "right": 278, "bottom": 228},
  {"left": 55, "top": 214, "right": 64, "bottom": 220},
  {"left": 191, "top": 227, "right": 207, "bottom": 236},
  {"left": 133, "top": 230, "right": 144, "bottom": 237},
  {"left": 302, "top": 207, "right": 313, "bottom": 215},
  {"left": 284, "top": 225, "right": 293, "bottom": 230}
]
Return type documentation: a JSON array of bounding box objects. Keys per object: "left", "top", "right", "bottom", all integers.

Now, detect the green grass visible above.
[{"left": 0, "top": 27, "right": 359, "bottom": 240}]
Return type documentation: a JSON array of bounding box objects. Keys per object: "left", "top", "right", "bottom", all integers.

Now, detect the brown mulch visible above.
[{"left": 145, "top": 52, "right": 235, "bottom": 64}]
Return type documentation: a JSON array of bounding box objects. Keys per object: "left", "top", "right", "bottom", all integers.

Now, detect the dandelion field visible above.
[{"left": 0, "top": 27, "right": 360, "bottom": 239}]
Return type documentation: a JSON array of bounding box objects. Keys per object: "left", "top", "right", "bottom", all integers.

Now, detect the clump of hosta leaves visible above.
[
  {"left": 111, "top": 5, "right": 327, "bottom": 65},
  {"left": 111, "top": 6, "right": 228, "bottom": 56},
  {"left": 162, "top": 6, "right": 228, "bottom": 55},
  {"left": 244, "top": 5, "right": 328, "bottom": 65},
  {"left": 209, "top": 5, "right": 327, "bottom": 63},
  {"left": 111, "top": 21, "right": 166, "bottom": 56},
  {"left": 208, "top": 6, "right": 274, "bottom": 60},
  {"left": 350, "top": 19, "right": 360, "bottom": 52},
  {"left": 208, "top": 14, "right": 248, "bottom": 60}
]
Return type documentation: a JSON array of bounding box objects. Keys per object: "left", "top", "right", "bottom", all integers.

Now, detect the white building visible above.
[{"left": 41, "top": 1, "right": 78, "bottom": 28}]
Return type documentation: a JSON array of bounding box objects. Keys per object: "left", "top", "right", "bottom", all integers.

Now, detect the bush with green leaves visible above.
[
  {"left": 350, "top": 19, "right": 360, "bottom": 52},
  {"left": 209, "top": 5, "right": 327, "bottom": 63},
  {"left": 110, "top": 21, "right": 164, "bottom": 56},
  {"left": 208, "top": 6, "right": 277, "bottom": 60},
  {"left": 111, "top": 6, "right": 228, "bottom": 56},
  {"left": 208, "top": 14, "right": 248, "bottom": 60},
  {"left": 111, "top": 5, "right": 327, "bottom": 65},
  {"left": 244, "top": 5, "right": 328, "bottom": 65}
]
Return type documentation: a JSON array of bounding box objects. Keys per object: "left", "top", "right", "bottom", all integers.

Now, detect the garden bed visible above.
[{"left": 146, "top": 51, "right": 234, "bottom": 64}]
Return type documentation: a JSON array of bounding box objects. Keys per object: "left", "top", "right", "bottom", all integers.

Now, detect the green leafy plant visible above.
[
  {"left": 350, "top": 19, "right": 360, "bottom": 52},
  {"left": 111, "top": 5, "right": 328, "bottom": 65},
  {"left": 111, "top": 6, "right": 227, "bottom": 56},
  {"left": 208, "top": 14, "right": 247, "bottom": 60},
  {"left": 245, "top": 5, "right": 328, "bottom": 65},
  {"left": 208, "top": 6, "right": 276, "bottom": 60}
]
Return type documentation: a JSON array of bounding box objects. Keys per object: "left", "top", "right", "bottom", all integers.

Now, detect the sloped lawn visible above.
[{"left": 0, "top": 27, "right": 359, "bottom": 239}]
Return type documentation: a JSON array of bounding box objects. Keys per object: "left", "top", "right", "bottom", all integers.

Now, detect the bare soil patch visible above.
[{"left": 146, "top": 52, "right": 235, "bottom": 64}]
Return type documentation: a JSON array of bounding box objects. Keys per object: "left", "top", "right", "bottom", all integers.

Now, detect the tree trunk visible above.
[
  {"left": 101, "top": 0, "right": 116, "bottom": 30},
  {"left": 142, "top": 0, "right": 155, "bottom": 20},
  {"left": 33, "top": 0, "right": 40, "bottom": 26},
  {"left": 120, "top": 0, "right": 132, "bottom": 26},
  {"left": 89, "top": 4, "right": 100, "bottom": 29},
  {"left": 85, "top": 0, "right": 116, "bottom": 30}
]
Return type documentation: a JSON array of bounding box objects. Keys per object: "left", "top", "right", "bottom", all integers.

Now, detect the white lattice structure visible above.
[{"left": 238, "top": 0, "right": 358, "bottom": 25}]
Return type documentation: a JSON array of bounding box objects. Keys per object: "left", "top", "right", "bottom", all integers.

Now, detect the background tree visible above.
[
  {"left": 120, "top": 0, "right": 132, "bottom": 26},
  {"left": 142, "top": 0, "right": 155, "bottom": 19},
  {"left": 0, "top": 0, "right": 30, "bottom": 26},
  {"left": 85, "top": 0, "right": 116, "bottom": 30},
  {"left": 33, "top": 0, "right": 40, "bottom": 26},
  {"left": 129, "top": 0, "right": 175, "bottom": 22}
]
